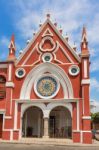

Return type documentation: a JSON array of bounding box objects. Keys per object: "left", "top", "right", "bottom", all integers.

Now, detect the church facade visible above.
[{"left": 0, "top": 14, "right": 92, "bottom": 143}]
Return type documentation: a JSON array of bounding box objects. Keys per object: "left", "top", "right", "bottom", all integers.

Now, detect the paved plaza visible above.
[
  {"left": 0, "top": 143, "right": 99, "bottom": 150},
  {"left": 0, "top": 139, "right": 99, "bottom": 150}
]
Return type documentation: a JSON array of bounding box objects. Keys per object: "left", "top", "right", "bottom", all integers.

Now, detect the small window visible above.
[
  {"left": 44, "top": 55, "right": 51, "bottom": 61},
  {"left": 69, "top": 65, "right": 80, "bottom": 76},
  {"left": 42, "top": 53, "right": 52, "bottom": 62},
  {"left": 18, "top": 70, "right": 24, "bottom": 76},
  {"left": 0, "top": 76, "right": 6, "bottom": 99},
  {"left": 15, "top": 68, "right": 26, "bottom": 78},
  {"left": 71, "top": 68, "right": 78, "bottom": 74}
]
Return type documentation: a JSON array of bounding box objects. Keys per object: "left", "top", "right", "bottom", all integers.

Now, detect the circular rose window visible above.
[{"left": 34, "top": 74, "right": 60, "bottom": 99}]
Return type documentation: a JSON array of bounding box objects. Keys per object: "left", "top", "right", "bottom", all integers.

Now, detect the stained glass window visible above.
[{"left": 36, "top": 76, "right": 58, "bottom": 98}]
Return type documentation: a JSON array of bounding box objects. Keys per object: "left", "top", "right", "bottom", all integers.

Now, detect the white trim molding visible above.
[
  {"left": 15, "top": 68, "right": 26, "bottom": 78},
  {"left": 6, "top": 82, "right": 15, "bottom": 88},
  {"left": 81, "top": 130, "right": 91, "bottom": 133},
  {"left": 22, "top": 43, "right": 39, "bottom": 66},
  {"left": 69, "top": 65, "right": 80, "bottom": 76},
  {"left": 72, "top": 130, "right": 80, "bottom": 132},
  {"left": 54, "top": 41, "right": 74, "bottom": 64},
  {"left": 8, "top": 64, "right": 12, "bottom": 81},
  {"left": 81, "top": 79, "right": 90, "bottom": 85},
  {"left": 77, "top": 101, "right": 80, "bottom": 130},
  {"left": 0, "top": 109, "right": 5, "bottom": 114},
  {"left": 0, "top": 64, "right": 8, "bottom": 68},
  {"left": 39, "top": 36, "right": 56, "bottom": 52},
  {"left": 42, "top": 28, "right": 53, "bottom": 37},
  {"left": 42, "top": 53, "right": 53, "bottom": 62},
  {"left": 84, "top": 60, "right": 88, "bottom": 78},
  {"left": 4, "top": 116, "right": 12, "bottom": 119},
  {"left": 82, "top": 116, "right": 91, "bottom": 120}
]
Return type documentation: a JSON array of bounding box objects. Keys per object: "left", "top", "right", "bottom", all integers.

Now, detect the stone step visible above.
[{"left": 19, "top": 138, "right": 73, "bottom": 145}]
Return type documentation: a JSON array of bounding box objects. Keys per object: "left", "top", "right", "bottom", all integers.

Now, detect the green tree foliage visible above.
[{"left": 91, "top": 112, "right": 99, "bottom": 123}]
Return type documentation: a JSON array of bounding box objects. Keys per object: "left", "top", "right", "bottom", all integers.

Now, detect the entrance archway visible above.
[
  {"left": 49, "top": 106, "right": 72, "bottom": 138},
  {"left": 22, "top": 106, "right": 43, "bottom": 138}
]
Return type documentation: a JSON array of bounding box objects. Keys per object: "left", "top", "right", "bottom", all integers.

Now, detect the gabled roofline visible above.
[
  {"left": 47, "top": 20, "right": 81, "bottom": 62},
  {"left": 16, "top": 18, "right": 81, "bottom": 65},
  {"left": 16, "top": 19, "right": 49, "bottom": 65}
]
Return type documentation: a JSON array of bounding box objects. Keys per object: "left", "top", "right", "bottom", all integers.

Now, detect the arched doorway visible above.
[
  {"left": 22, "top": 106, "right": 43, "bottom": 138},
  {"left": 49, "top": 106, "right": 72, "bottom": 138}
]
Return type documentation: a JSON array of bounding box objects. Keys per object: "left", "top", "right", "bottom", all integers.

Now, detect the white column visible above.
[{"left": 43, "top": 117, "right": 49, "bottom": 138}]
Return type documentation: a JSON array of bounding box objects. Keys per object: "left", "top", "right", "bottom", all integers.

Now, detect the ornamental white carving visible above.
[{"left": 39, "top": 36, "right": 56, "bottom": 52}]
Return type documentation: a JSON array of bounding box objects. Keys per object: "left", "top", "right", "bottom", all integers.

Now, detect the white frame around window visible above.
[
  {"left": 42, "top": 53, "right": 53, "bottom": 62},
  {"left": 69, "top": 65, "right": 80, "bottom": 76},
  {"left": 15, "top": 68, "right": 26, "bottom": 78},
  {"left": 34, "top": 74, "right": 60, "bottom": 99}
]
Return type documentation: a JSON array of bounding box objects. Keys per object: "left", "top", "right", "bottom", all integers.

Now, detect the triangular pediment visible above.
[{"left": 16, "top": 19, "right": 80, "bottom": 66}]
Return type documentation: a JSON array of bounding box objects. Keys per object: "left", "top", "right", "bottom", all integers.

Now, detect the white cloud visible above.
[
  {"left": 88, "top": 13, "right": 99, "bottom": 44},
  {"left": 11, "top": 0, "right": 96, "bottom": 40},
  {"left": 90, "top": 58, "right": 99, "bottom": 72},
  {"left": 91, "top": 78, "right": 99, "bottom": 91},
  {"left": 90, "top": 100, "right": 99, "bottom": 113}
]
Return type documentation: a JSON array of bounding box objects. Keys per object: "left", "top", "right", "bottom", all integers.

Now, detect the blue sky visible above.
[{"left": 0, "top": 0, "right": 99, "bottom": 111}]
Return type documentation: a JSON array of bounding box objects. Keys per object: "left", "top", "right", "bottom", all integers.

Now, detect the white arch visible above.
[
  {"left": 20, "top": 63, "right": 73, "bottom": 99},
  {"left": 21, "top": 102, "right": 72, "bottom": 119},
  {"left": 47, "top": 102, "right": 72, "bottom": 117},
  {"left": 21, "top": 103, "right": 46, "bottom": 118}
]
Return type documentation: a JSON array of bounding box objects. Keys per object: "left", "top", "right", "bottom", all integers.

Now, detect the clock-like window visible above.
[{"left": 34, "top": 74, "right": 60, "bottom": 99}]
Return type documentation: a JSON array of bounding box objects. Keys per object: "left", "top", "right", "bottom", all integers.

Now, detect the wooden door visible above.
[{"left": 0, "top": 114, "right": 3, "bottom": 138}]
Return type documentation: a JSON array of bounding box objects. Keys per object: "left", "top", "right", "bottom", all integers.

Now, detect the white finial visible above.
[
  {"left": 73, "top": 42, "right": 77, "bottom": 51},
  {"left": 65, "top": 33, "right": 69, "bottom": 42},
  {"left": 19, "top": 50, "right": 23, "bottom": 55},
  {"left": 33, "top": 32, "right": 36, "bottom": 36},
  {"left": 26, "top": 40, "right": 30, "bottom": 44},
  {"left": 39, "top": 20, "right": 42, "bottom": 27},
  {"left": 54, "top": 19, "right": 57, "bottom": 27},
  {"left": 59, "top": 25, "right": 62, "bottom": 34},
  {"left": 46, "top": 13, "right": 50, "bottom": 19}
]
